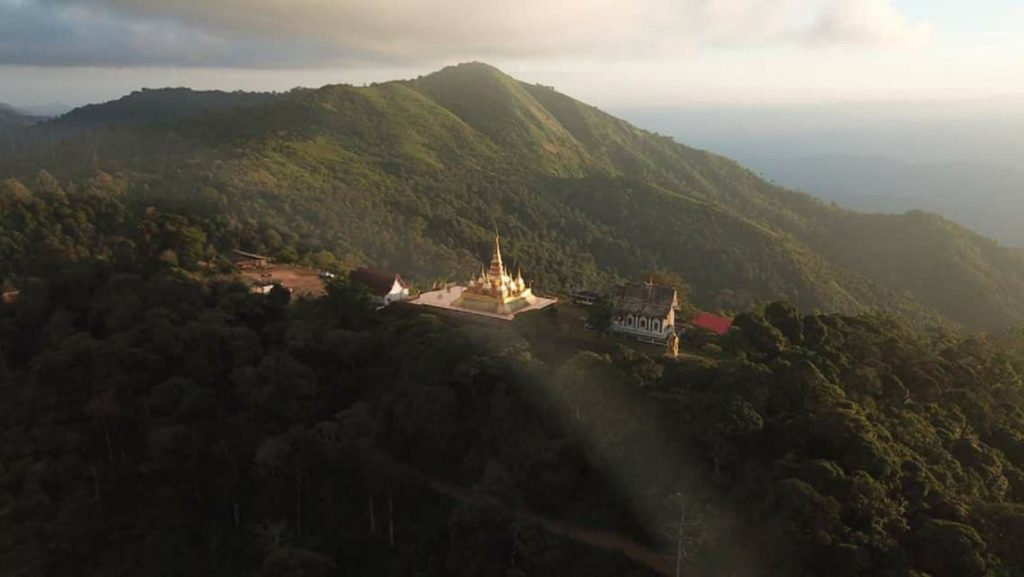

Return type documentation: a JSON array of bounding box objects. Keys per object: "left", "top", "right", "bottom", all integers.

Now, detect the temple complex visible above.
[
  {"left": 411, "top": 233, "right": 555, "bottom": 320},
  {"left": 452, "top": 234, "right": 537, "bottom": 315}
]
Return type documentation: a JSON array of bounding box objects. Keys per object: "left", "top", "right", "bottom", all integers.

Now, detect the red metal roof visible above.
[{"left": 691, "top": 312, "right": 733, "bottom": 335}]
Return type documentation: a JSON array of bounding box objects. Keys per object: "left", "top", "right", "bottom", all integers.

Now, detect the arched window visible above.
[
  {"left": 652, "top": 320, "right": 661, "bottom": 333},
  {"left": 639, "top": 317, "right": 648, "bottom": 330},
  {"left": 626, "top": 315, "right": 635, "bottom": 327}
]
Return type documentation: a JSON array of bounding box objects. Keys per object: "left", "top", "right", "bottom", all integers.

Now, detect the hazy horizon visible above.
[{"left": 2, "top": 1, "right": 1023, "bottom": 110}]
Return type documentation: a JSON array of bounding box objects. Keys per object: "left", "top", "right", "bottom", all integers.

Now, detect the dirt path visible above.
[
  {"left": 240, "top": 265, "right": 326, "bottom": 296},
  {"left": 421, "top": 474, "right": 682, "bottom": 576}
]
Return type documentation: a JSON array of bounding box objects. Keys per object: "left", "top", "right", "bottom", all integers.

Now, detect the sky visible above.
[{"left": 0, "top": 0, "right": 1022, "bottom": 111}]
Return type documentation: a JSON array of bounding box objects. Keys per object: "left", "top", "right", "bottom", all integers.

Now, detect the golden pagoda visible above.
[{"left": 453, "top": 234, "right": 537, "bottom": 315}]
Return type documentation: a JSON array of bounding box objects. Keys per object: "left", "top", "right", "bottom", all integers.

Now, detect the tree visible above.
[
  {"left": 911, "top": 520, "right": 995, "bottom": 577},
  {"left": 586, "top": 298, "right": 613, "bottom": 335},
  {"left": 730, "top": 312, "right": 786, "bottom": 359},
  {"left": 765, "top": 301, "right": 803, "bottom": 345}
]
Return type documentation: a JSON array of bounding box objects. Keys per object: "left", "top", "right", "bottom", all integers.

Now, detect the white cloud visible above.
[
  {"left": 2, "top": 0, "right": 933, "bottom": 67},
  {"left": 802, "top": 0, "right": 933, "bottom": 46}
]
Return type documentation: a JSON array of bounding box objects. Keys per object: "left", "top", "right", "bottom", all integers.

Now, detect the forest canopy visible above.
[
  {"left": 3, "top": 63, "right": 1024, "bottom": 331},
  {"left": 3, "top": 255, "right": 1024, "bottom": 576},
  {"left": 4, "top": 62, "right": 1024, "bottom": 577}
]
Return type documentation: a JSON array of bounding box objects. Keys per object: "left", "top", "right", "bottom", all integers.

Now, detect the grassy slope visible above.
[{"left": 3, "top": 63, "right": 1024, "bottom": 330}]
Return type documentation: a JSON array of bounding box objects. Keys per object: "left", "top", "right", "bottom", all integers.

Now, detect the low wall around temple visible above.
[{"left": 410, "top": 285, "right": 557, "bottom": 321}]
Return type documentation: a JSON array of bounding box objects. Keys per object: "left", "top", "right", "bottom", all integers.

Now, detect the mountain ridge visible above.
[
  {"left": 0, "top": 103, "right": 43, "bottom": 131},
  {"left": 2, "top": 62, "right": 1023, "bottom": 330},
  {"left": 745, "top": 153, "right": 1024, "bottom": 247}
]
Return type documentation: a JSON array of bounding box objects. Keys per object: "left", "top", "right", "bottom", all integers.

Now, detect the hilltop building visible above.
[
  {"left": 349, "top": 268, "right": 410, "bottom": 307},
  {"left": 570, "top": 288, "right": 601, "bottom": 306},
  {"left": 227, "top": 249, "right": 271, "bottom": 270},
  {"left": 411, "top": 234, "right": 556, "bottom": 320},
  {"left": 452, "top": 235, "right": 537, "bottom": 316},
  {"left": 610, "top": 282, "right": 678, "bottom": 343}
]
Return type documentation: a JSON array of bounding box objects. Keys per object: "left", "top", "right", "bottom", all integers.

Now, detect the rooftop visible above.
[
  {"left": 691, "top": 312, "right": 733, "bottom": 335},
  {"left": 349, "top": 268, "right": 407, "bottom": 296},
  {"left": 611, "top": 283, "right": 677, "bottom": 318}
]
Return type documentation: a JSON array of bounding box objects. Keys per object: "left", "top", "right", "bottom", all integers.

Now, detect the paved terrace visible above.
[{"left": 411, "top": 285, "right": 557, "bottom": 321}]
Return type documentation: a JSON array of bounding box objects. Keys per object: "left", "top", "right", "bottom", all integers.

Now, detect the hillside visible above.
[
  {"left": 744, "top": 155, "right": 1024, "bottom": 247},
  {"left": 5, "top": 262, "right": 1024, "bottom": 576},
  {"left": 53, "top": 88, "right": 289, "bottom": 127},
  {"left": 2, "top": 62, "right": 1024, "bottom": 330},
  {"left": 0, "top": 103, "right": 42, "bottom": 132},
  {"left": 7, "top": 63, "right": 1024, "bottom": 577}
]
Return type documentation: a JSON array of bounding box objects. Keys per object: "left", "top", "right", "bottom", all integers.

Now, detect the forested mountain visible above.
[
  {"left": 0, "top": 103, "right": 42, "bottom": 132},
  {"left": 3, "top": 62, "right": 1024, "bottom": 330},
  {"left": 5, "top": 260, "right": 1024, "bottom": 577},
  {"left": 5, "top": 63, "right": 1024, "bottom": 577},
  {"left": 53, "top": 88, "right": 289, "bottom": 127}
]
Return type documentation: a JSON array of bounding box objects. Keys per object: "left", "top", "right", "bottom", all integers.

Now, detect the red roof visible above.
[
  {"left": 348, "top": 268, "right": 407, "bottom": 296},
  {"left": 691, "top": 312, "right": 733, "bottom": 335}
]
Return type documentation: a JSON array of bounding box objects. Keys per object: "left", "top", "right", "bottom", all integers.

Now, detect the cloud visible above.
[
  {"left": 802, "top": 0, "right": 933, "bottom": 46},
  {"left": 0, "top": 0, "right": 933, "bottom": 68},
  {"left": 0, "top": 0, "right": 346, "bottom": 67}
]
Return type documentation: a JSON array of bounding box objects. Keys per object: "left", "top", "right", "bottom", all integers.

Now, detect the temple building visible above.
[
  {"left": 411, "top": 233, "right": 556, "bottom": 320},
  {"left": 349, "top": 268, "right": 410, "bottom": 307},
  {"left": 610, "top": 282, "right": 678, "bottom": 343},
  {"left": 452, "top": 234, "right": 538, "bottom": 316}
]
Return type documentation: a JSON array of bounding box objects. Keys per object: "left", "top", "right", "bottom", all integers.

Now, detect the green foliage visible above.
[
  {"left": 5, "top": 63, "right": 1024, "bottom": 576},
  {"left": 4, "top": 252, "right": 1024, "bottom": 576},
  {"left": 3, "top": 63, "right": 1024, "bottom": 330},
  {"left": 586, "top": 298, "right": 613, "bottom": 334}
]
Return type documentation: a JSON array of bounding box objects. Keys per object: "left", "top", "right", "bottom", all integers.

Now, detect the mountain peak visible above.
[
  {"left": 407, "top": 61, "right": 593, "bottom": 173},
  {"left": 423, "top": 61, "right": 507, "bottom": 79}
]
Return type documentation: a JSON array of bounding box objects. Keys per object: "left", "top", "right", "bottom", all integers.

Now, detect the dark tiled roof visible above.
[
  {"left": 349, "top": 268, "right": 407, "bottom": 296},
  {"left": 611, "top": 283, "right": 677, "bottom": 318}
]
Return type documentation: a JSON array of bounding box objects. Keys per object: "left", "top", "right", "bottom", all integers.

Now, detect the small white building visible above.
[
  {"left": 609, "top": 282, "right": 678, "bottom": 343},
  {"left": 349, "top": 268, "right": 410, "bottom": 307}
]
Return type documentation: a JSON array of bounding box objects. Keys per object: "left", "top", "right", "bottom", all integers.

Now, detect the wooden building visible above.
[
  {"left": 609, "top": 282, "right": 678, "bottom": 343},
  {"left": 570, "top": 288, "right": 601, "bottom": 306},
  {"left": 227, "top": 249, "right": 271, "bottom": 270}
]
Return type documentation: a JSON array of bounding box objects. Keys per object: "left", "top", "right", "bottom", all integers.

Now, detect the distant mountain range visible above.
[
  {"left": 3, "top": 63, "right": 1024, "bottom": 331},
  {"left": 0, "top": 103, "right": 43, "bottom": 131},
  {"left": 743, "top": 155, "right": 1024, "bottom": 248}
]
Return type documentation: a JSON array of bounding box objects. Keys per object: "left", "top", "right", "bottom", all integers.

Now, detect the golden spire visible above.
[{"left": 489, "top": 233, "right": 504, "bottom": 278}]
